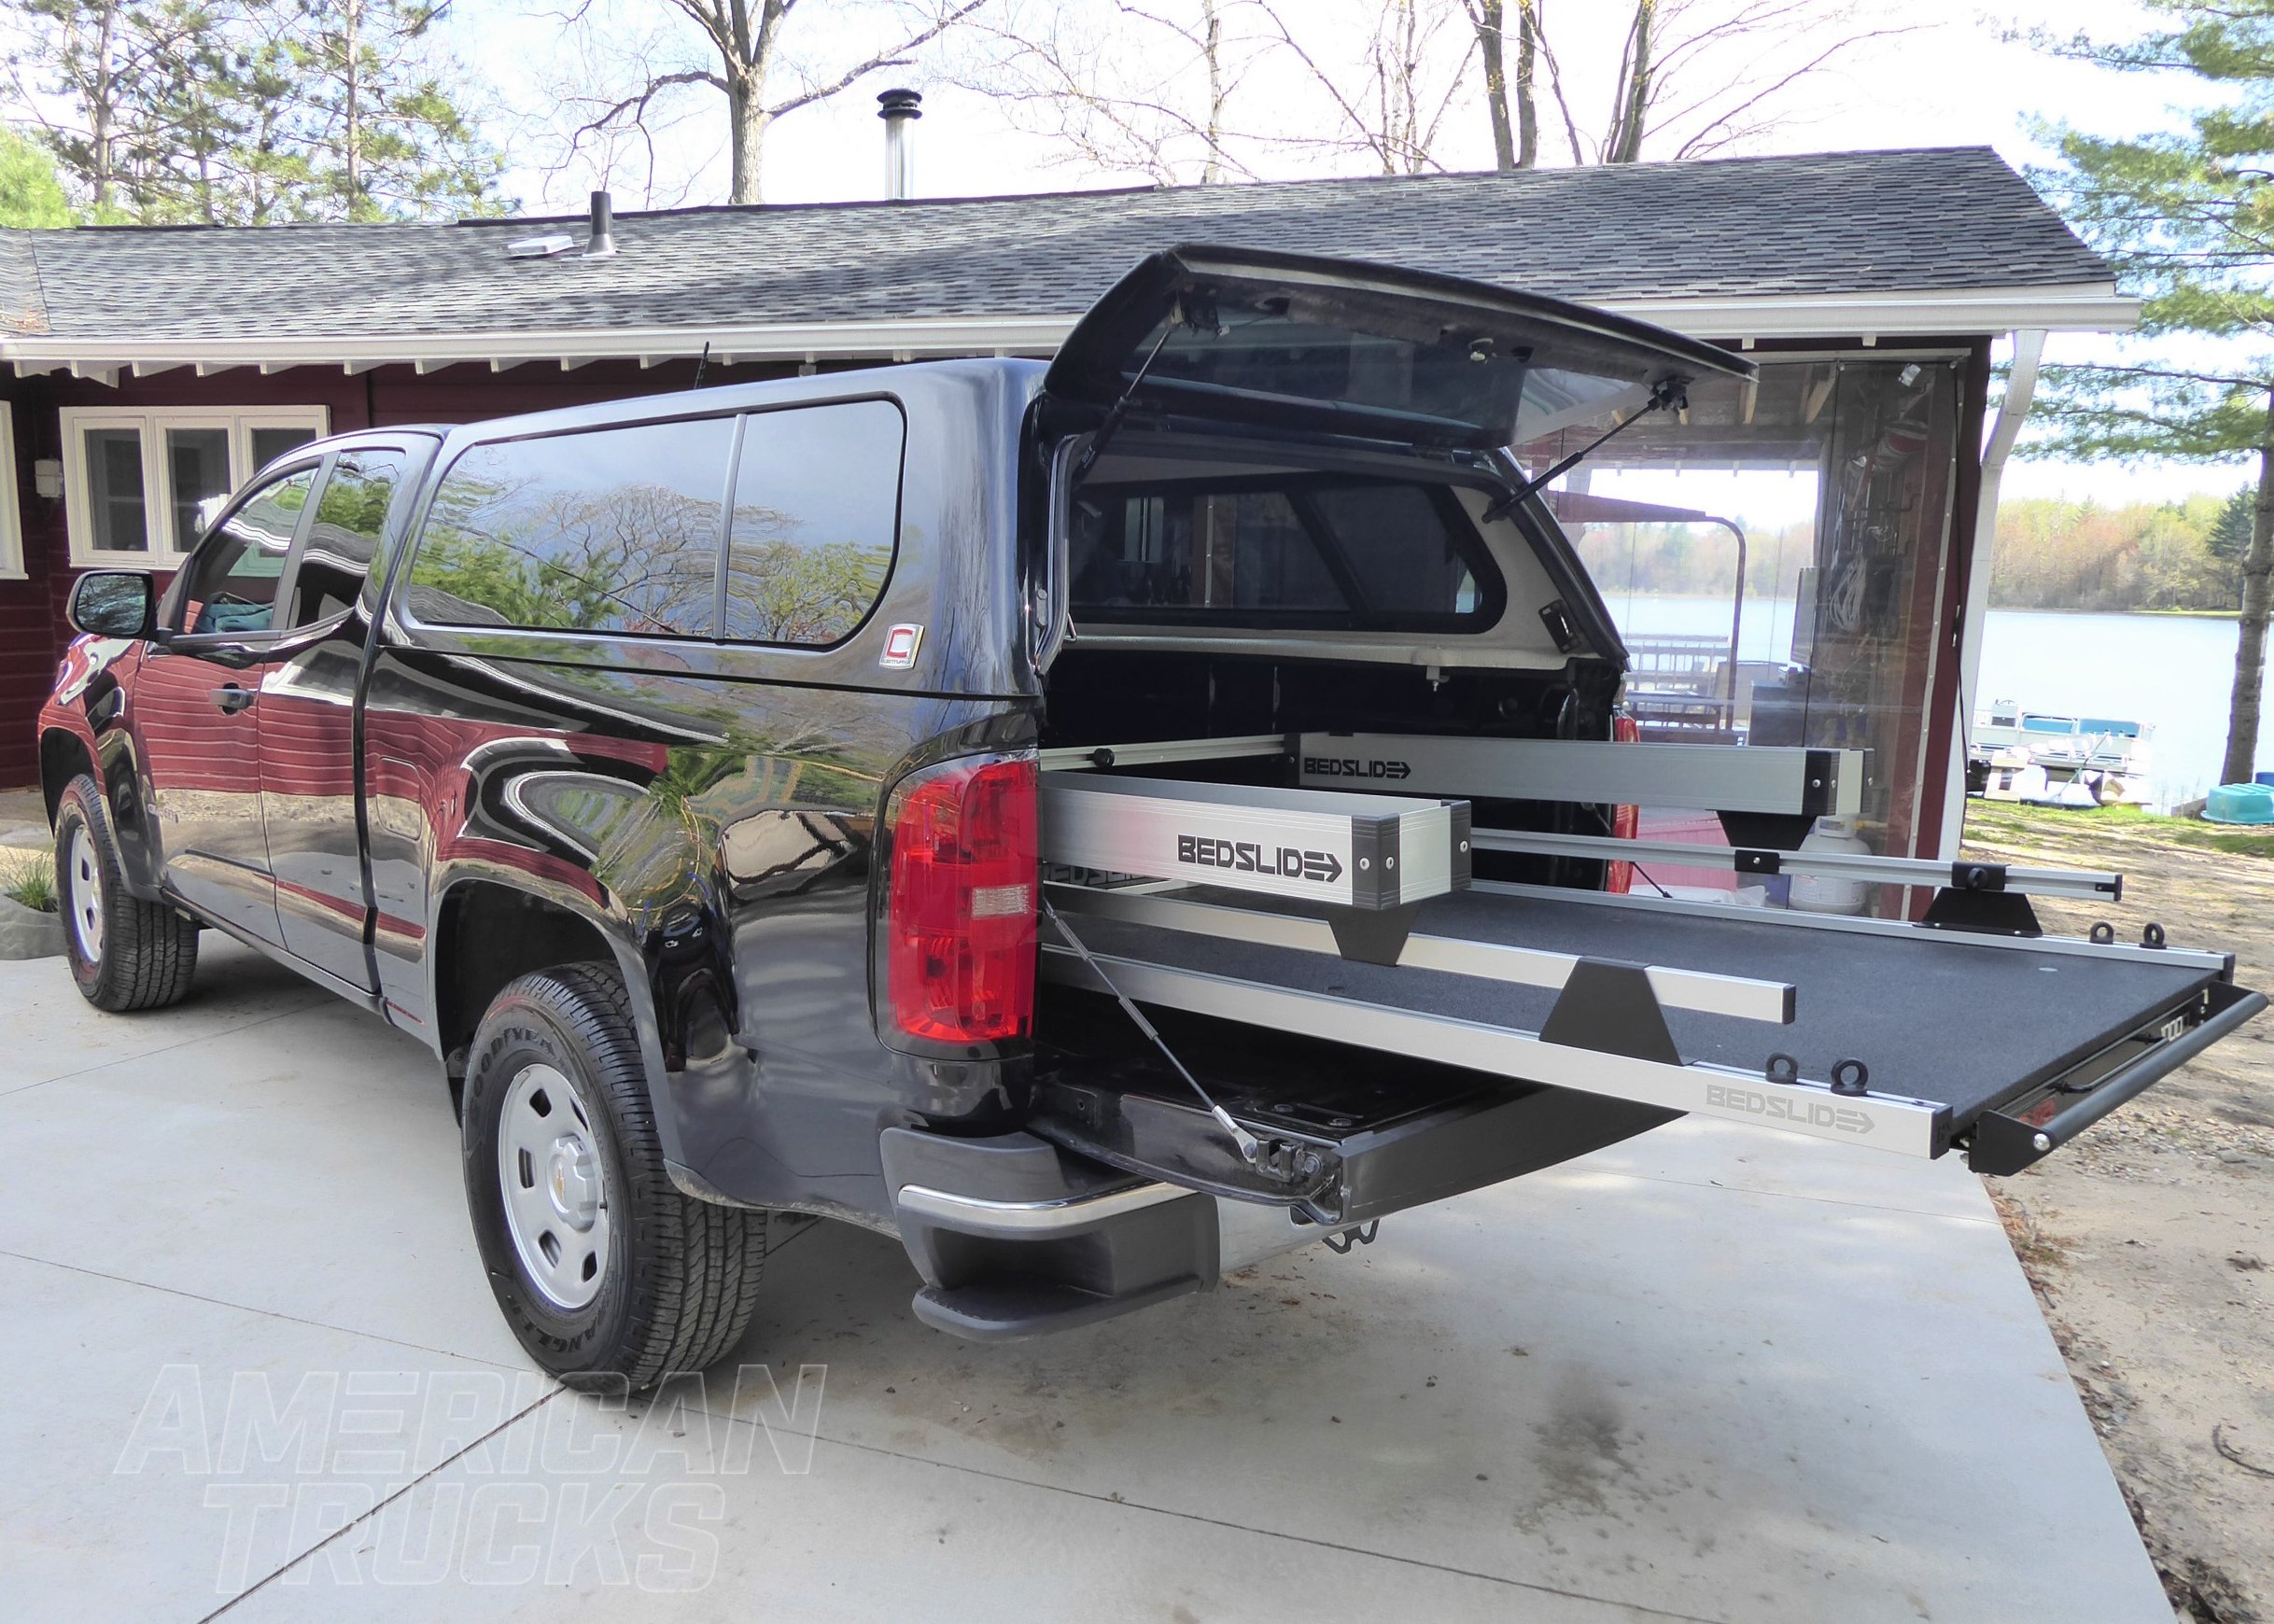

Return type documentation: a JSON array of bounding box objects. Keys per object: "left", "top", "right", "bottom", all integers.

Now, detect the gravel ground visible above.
[{"left": 1964, "top": 804, "right": 2274, "bottom": 1624}]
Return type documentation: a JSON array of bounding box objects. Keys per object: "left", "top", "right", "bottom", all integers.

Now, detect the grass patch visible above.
[
  {"left": 1964, "top": 801, "right": 2274, "bottom": 860},
  {"left": 6, "top": 862, "right": 55, "bottom": 914}
]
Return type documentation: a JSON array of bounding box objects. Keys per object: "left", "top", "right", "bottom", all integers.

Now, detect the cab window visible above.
[
  {"left": 279, "top": 448, "right": 410, "bottom": 628},
  {"left": 176, "top": 464, "right": 319, "bottom": 637}
]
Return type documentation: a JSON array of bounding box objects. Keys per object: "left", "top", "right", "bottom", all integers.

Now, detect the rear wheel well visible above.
[
  {"left": 41, "top": 730, "right": 95, "bottom": 825},
  {"left": 434, "top": 881, "right": 618, "bottom": 1079}
]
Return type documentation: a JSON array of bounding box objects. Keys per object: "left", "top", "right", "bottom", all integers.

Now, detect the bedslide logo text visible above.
[
  {"left": 1175, "top": 833, "right": 1343, "bottom": 885},
  {"left": 1703, "top": 1084, "right": 1874, "bottom": 1136},
  {"left": 1302, "top": 755, "right": 1411, "bottom": 781}
]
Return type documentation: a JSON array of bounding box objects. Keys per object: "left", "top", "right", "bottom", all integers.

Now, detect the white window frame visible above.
[
  {"left": 0, "top": 401, "right": 23, "bottom": 581},
  {"left": 61, "top": 404, "right": 329, "bottom": 568}
]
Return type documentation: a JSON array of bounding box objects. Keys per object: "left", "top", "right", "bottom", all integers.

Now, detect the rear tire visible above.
[
  {"left": 54, "top": 774, "right": 199, "bottom": 1012},
  {"left": 461, "top": 962, "right": 766, "bottom": 1393}
]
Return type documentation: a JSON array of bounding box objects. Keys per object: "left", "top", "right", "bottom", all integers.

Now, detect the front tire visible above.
[
  {"left": 461, "top": 962, "right": 766, "bottom": 1393},
  {"left": 54, "top": 774, "right": 199, "bottom": 1012}
]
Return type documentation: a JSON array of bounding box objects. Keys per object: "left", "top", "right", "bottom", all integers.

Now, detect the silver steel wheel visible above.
[
  {"left": 66, "top": 824, "right": 104, "bottom": 963},
  {"left": 497, "top": 1062, "right": 612, "bottom": 1310}
]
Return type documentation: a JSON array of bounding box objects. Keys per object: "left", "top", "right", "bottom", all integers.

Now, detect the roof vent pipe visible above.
[
  {"left": 878, "top": 89, "right": 921, "bottom": 201},
  {"left": 584, "top": 189, "right": 617, "bottom": 259}
]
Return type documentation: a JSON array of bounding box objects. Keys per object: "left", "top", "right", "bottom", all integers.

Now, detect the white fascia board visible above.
[
  {"left": 0, "top": 286, "right": 2135, "bottom": 375},
  {"left": 0, "top": 314, "right": 1074, "bottom": 376},
  {"left": 1604, "top": 284, "right": 2141, "bottom": 341}
]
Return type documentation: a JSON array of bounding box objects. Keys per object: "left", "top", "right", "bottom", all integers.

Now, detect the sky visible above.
[{"left": 442, "top": 0, "right": 2252, "bottom": 510}]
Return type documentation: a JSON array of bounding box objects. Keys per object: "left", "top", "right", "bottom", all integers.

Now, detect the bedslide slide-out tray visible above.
[{"left": 1040, "top": 878, "right": 2262, "bottom": 1174}]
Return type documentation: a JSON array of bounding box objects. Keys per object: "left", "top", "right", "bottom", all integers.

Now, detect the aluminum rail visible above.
[
  {"left": 1469, "top": 826, "right": 2121, "bottom": 902},
  {"left": 1040, "top": 735, "right": 1285, "bottom": 772},
  {"left": 1046, "top": 880, "right": 1795, "bottom": 1025}
]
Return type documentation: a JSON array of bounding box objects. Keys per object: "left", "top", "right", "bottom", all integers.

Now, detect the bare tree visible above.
[
  {"left": 967, "top": 0, "right": 1268, "bottom": 185},
  {"left": 958, "top": 0, "right": 1907, "bottom": 188},
  {"left": 1464, "top": 0, "right": 1537, "bottom": 170},
  {"left": 1587, "top": 0, "right": 1917, "bottom": 164},
  {"left": 555, "top": 0, "right": 990, "bottom": 204},
  {"left": 1257, "top": 0, "right": 1476, "bottom": 175}
]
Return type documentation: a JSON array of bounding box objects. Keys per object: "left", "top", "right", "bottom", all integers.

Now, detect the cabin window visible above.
[
  {"left": 61, "top": 406, "right": 328, "bottom": 568},
  {"left": 0, "top": 402, "right": 21, "bottom": 581}
]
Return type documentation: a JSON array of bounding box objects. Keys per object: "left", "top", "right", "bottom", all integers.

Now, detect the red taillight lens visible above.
[
  {"left": 886, "top": 755, "right": 1038, "bottom": 1044},
  {"left": 1606, "top": 713, "right": 1641, "bottom": 895}
]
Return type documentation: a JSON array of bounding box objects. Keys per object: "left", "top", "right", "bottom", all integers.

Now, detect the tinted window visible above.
[
  {"left": 252, "top": 425, "right": 320, "bottom": 466},
  {"left": 722, "top": 400, "right": 903, "bottom": 645},
  {"left": 179, "top": 465, "right": 318, "bottom": 636},
  {"left": 409, "top": 418, "right": 735, "bottom": 635},
  {"left": 282, "top": 449, "right": 409, "bottom": 629},
  {"left": 83, "top": 427, "right": 148, "bottom": 553},
  {"left": 1069, "top": 475, "right": 1495, "bottom": 629}
]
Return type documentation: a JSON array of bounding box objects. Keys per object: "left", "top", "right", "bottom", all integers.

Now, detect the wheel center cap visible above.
[{"left": 547, "top": 1137, "right": 600, "bottom": 1230}]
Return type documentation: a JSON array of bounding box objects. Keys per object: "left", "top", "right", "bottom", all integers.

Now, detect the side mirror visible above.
[{"left": 66, "top": 570, "right": 157, "bottom": 639}]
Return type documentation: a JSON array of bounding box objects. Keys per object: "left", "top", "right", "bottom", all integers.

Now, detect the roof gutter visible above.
[{"left": 0, "top": 285, "right": 2140, "bottom": 383}]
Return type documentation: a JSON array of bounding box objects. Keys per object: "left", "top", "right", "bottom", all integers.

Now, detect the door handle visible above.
[{"left": 212, "top": 683, "right": 257, "bottom": 715}]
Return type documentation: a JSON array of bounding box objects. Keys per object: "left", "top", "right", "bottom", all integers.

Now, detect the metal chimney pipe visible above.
[
  {"left": 584, "top": 189, "right": 617, "bottom": 259},
  {"left": 877, "top": 90, "right": 921, "bottom": 201}
]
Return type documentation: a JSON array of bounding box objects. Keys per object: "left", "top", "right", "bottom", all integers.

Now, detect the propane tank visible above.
[{"left": 1787, "top": 815, "right": 1871, "bottom": 915}]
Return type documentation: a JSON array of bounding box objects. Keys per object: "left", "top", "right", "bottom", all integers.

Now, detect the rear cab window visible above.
[{"left": 1068, "top": 469, "right": 1502, "bottom": 633}]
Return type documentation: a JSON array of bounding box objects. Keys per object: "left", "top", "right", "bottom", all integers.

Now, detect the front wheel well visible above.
[
  {"left": 433, "top": 881, "right": 619, "bottom": 1078},
  {"left": 40, "top": 730, "right": 96, "bottom": 825}
]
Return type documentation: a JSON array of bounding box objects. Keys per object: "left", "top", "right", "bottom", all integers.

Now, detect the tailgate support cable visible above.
[{"left": 1040, "top": 896, "right": 1265, "bottom": 1168}]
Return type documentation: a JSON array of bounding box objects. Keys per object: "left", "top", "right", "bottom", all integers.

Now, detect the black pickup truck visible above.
[{"left": 38, "top": 245, "right": 2263, "bottom": 1391}]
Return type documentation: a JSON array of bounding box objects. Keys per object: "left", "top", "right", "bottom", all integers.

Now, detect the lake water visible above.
[{"left": 1609, "top": 595, "right": 2267, "bottom": 810}]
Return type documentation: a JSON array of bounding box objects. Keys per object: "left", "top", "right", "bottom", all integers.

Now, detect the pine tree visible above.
[
  {"left": 0, "top": 126, "right": 72, "bottom": 224},
  {"left": 2028, "top": 1, "right": 2274, "bottom": 785},
  {"left": 2, "top": 0, "right": 502, "bottom": 221},
  {"left": 283, "top": 0, "right": 503, "bottom": 220}
]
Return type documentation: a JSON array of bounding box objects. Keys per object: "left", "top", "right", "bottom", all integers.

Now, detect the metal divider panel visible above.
[{"left": 1295, "top": 733, "right": 1860, "bottom": 817}]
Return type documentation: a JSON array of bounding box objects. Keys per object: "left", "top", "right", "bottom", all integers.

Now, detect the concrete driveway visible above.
[{"left": 0, "top": 935, "right": 2176, "bottom": 1623}]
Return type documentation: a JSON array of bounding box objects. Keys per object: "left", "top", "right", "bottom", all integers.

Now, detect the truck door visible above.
[
  {"left": 133, "top": 460, "right": 321, "bottom": 944},
  {"left": 260, "top": 444, "right": 425, "bottom": 989}
]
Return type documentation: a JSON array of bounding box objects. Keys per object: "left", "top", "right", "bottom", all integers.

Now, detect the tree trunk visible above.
[
  {"left": 1605, "top": 0, "right": 1654, "bottom": 163},
  {"left": 728, "top": 77, "right": 766, "bottom": 204},
  {"left": 2220, "top": 385, "right": 2274, "bottom": 785},
  {"left": 343, "top": 0, "right": 364, "bottom": 213},
  {"left": 91, "top": 0, "right": 120, "bottom": 215},
  {"left": 1477, "top": 0, "right": 1516, "bottom": 172},
  {"left": 1202, "top": 0, "right": 1225, "bottom": 183},
  {"left": 1514, "top": 1, "right": 1537, "bottom": 168}
]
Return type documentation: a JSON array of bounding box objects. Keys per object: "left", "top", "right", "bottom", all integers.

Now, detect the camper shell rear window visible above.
[{"left": 1068, "top": 471, "right": 1504, "bottom": 633}]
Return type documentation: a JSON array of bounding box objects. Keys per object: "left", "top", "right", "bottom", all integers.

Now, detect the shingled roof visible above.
[{"left": 0, "top": 146, "right": 2127, "bottom": 377}]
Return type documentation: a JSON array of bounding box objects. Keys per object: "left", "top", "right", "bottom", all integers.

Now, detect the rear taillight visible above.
[
  {"left": 1606, "top": 713, "right": 1640, "bottom": 894},
  {"left": 885, "top": 755, "right": 1038, "bottom": 1044}
]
